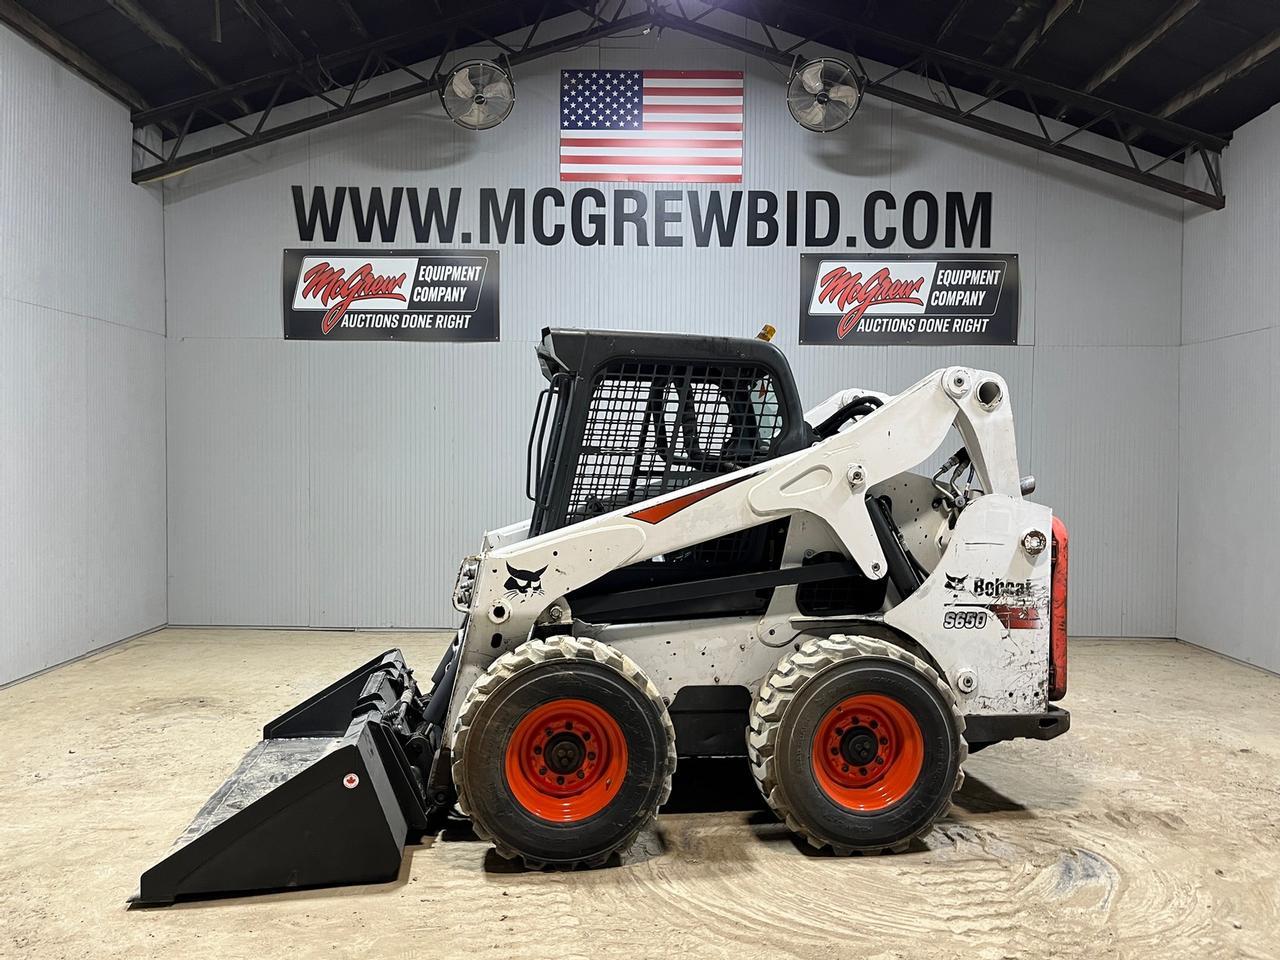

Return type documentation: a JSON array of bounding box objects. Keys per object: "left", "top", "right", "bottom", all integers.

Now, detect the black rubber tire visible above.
[
  {"left": 452, "top": 636, "right": 675, "bottom": 869},
  {"left": 749, "top": 635, "right": 965, "bottom": 855}
]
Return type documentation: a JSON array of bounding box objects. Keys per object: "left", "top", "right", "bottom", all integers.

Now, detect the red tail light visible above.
[{"left": 1049, "top": 517, "right": 1069, "bottom": 701}]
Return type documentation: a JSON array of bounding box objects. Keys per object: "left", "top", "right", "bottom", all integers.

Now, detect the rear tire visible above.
[
  {"left": 452, "top": 636, "right": 675, "bottom": 869},
  {"left": 749, "top": 635, "right": 965, "bottom": 854}
]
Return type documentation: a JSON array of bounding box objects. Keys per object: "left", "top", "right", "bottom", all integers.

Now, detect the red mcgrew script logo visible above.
[
  {"left": 814, "top": 265, "right": 927, "bottom": 339},
  {"left": 298, "top": 259, "right": 409, "bottom": 334}
]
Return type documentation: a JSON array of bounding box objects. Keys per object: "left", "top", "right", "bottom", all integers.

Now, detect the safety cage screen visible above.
[{"left": 565, "top": 359, "right": 784, "bottom": 525}]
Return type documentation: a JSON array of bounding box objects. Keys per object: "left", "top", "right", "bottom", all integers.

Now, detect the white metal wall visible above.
[
  {"left": 162, "top": 19, "right": 1184, "bottom": 636},
  {"left": 0, "top": 26, "right": 167, "bottom": 683},
  {"left": 1179, "top": 104, "right": 1280, "bottom": 673}
]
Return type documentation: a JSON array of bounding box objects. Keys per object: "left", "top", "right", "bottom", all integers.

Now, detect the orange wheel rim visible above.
[
  {"left": 811, "top": 693, "right": 924, "bottom": 812},
  {"left": 504, "top": 698, "right": 628, "bottom": 822}
]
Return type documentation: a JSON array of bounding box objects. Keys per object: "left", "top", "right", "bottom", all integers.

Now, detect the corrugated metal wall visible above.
[
  {"left": 162, "top": 21, "right": 1184, "bottom": 636},
  {"left": 1179, "top": 104, "right": 1280, "bottom": 672},
  {"left": 0, "top": 25, "right": 167, "bottom": 683}
]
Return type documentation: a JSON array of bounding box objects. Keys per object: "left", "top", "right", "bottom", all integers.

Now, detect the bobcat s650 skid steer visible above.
[{"left": 135, "top": 327, "right": 1069, "bottom": 904}]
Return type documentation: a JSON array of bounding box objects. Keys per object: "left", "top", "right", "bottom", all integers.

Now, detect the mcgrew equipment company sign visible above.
[
  {"left": 800, "top": 253, "right": 1019, "bottom": 346},
  {"left": 282, "top": 248, "right": 499, "bottom": 341}
]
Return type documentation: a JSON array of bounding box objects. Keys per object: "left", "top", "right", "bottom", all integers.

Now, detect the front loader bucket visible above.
[{"left": 133, "top": 649, "right": 436, "bottom": 906}]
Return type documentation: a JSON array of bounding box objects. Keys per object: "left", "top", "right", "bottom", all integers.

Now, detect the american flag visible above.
[{"left": 559, "top": 69, "right": 744, "bottom": 183}]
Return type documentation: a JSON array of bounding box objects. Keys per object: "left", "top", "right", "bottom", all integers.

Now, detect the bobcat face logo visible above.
[
  {"left": 945, "top": 573, "right": 968, "bottom": 591},
  {"left": 504, "top": 563, "right": 547, "bottom": 600}
]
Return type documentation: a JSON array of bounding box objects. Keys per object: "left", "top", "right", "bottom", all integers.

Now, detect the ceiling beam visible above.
[
  {"left": 753, "top": 0, "right": 1225, "bottom": 148},
  {"left": 0, "top": 0, "right": 150, "bottom": 110},
  {"left": 665, "top": 9, "right": 1225, "bottom": 208},
  {"left": 105, "top": 0, "right": 251, "bottom": 112},
  {"left": 333, "top": 0, "right": 370, "bottom": 39},
  {"left": 131, "top": 0, "right": 539, "bottom": 127},
  {"left": 1003, "top": 0, "right": 1074, "bottom": 71},
  {"left": 934, "top": 0, "right": 974, "bottom": 43},
  {"left": 133, "top": 10, "right": 651, "bottom": 183},
  {"left": 265, "top": 0, "right": 323, "bottom": 55},
  {"left": 1155, "top": 26, "right": 1280, "bottom": 119},
  {"left": 233, "top": 0, "right": 304, "bottom": 62},
  {"left": 1082, "top": 0, "right": 1200, "bottom": 94},
  {"left": 132, "top": 1, "right": 1229, "bottom": 207}
]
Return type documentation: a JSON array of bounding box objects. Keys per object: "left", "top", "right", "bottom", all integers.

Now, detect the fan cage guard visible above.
[
  {"left": 786, "top": 58, "right": 863, "bottom": 134},
  {"left": 440, "top": 59, "right": 516, "bottom": 130}
]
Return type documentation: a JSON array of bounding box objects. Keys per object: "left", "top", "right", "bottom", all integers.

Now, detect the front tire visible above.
[
  {"left": 452, "top": 636, "right": 675, "bottom": 869},
  {"left": 749, "top": 635, "right": 965, "bottom": 854}
]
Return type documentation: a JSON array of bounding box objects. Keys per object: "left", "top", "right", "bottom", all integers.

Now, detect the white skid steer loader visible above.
[{"left": 135, "top": 327, "right": 1069, "bottom": 904}]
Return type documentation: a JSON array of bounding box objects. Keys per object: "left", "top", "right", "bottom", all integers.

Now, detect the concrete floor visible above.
[{"left": 2, "top": 629, "right": 1278, "bottom": 960}]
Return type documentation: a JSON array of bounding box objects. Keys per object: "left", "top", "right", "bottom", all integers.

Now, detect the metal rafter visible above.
[
  {"left": 233, "top": 0, "right": 304, "bottom": 63},
  {"left": 0, "top": 0, "right": 150, "bottom": 110},
  {"left": 1003, "top": 0, "right": 1074, "bottom": 71},
  {"left": 671, "top": 4, "right": 1225, "bottom": 208},
  {"left": 979, "top": 0, "right": 1074, "bottom": 96},
  {"left": 1082, "top": 0, "right": 1200, "bottom": 94},
  {"left": 129, "top": 2, "right": 1228, "bottom": 207},
  {"left": 934, "top": 0, "right": 974, "bottom": 43},
  {"left": 333, "top": 0, "right": 370, "bottom": 39},
  {"left": 106, "top": 0, "right": 252, "bottom": 113},
  {"left": 131, "top": 0, "right": 548, "bottom": 128},
  {"left": 1154, "top": 26, "right": 1280, "bottom": 119},
  {"left": 132, "top": 6, "right": 648, "bottom": 183}
]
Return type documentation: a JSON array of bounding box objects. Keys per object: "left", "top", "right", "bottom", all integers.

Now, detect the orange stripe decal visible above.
[{"left": 627, "top": 474, "right": 753, "bottom": 525}]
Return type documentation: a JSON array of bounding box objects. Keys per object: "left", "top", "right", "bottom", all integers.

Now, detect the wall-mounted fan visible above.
[
  {"left": 440, "top": 60, "right": 515, "bottom": 130},
  {"left": 786, "top": 59, "right": 863, "bottom": 133}
]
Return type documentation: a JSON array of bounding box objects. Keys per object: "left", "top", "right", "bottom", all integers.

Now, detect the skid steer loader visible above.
[{"left": 134, "top": 327, "right": 1069, "bottom": 905}]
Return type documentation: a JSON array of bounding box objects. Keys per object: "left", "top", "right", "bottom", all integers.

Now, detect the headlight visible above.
[{"left": 452, "top": 556, "right": 480, "bottom": 612}]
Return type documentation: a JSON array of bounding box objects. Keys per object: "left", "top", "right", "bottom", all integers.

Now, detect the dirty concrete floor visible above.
[{"left": 2, "top": 629, "right": 1278, "bottom": 960}]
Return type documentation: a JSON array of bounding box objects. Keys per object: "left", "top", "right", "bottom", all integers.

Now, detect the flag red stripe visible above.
[
  {"left": 642, "top": 121, "right": 743, "bottom": 131},
  {"left": 643, "top": 70, "right": 743, "bottom": 79},
  {"left": 560, "top": 172, "right": 743, "bottom": 182},
  {"left": 641, "top": 102, "right": 742, "bottom": 114},
  {"left": 639, "top": 86, "right": 743, "bottom": 97},
  {"left": 560, "top": 155, "right": 741, "bottom": 166},
  {"left": 560, "top": 137, "right": 743, "bottom": 148}
]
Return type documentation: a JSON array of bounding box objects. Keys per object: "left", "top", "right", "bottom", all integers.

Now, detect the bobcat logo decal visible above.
[
  {"left": 504, "top": 563, "right": 547, "bottom": 600},
  {"left": 945, "top": 573, "right": 968, "bottom": 591}
]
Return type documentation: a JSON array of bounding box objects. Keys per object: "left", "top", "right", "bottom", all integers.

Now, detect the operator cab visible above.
[
  {"left": 523, "top": 327, "right": 888, "bottom": 623},
  {"left": 526, "top": 327, "right": 812, "bottom": 537}
]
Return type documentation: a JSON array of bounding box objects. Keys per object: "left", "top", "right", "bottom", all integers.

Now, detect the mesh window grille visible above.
[{"left": 566, "top": 359, "right": 784, "bottom": 524}]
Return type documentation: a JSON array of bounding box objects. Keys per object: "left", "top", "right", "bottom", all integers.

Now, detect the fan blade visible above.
[
  {"left": 458, "top": 102, "right": 488, "bottom": 128},
  {"left": 451, "top": 69, "right": 476, "bottom": 100},
  {"left": 799, "top": 61, "right": 825, "bottom": 95},
  {"left": 823, "top": 101, "right": 852, "bottom": 129},
  {"left": 793, "top": 100, "right": 827, "bottom": 128},
  {"left": 481, "top": 78, "right": 513, "bottom": 101},
  {"left": 828, "top": 83, "right": 860, "bottom": 108}
]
